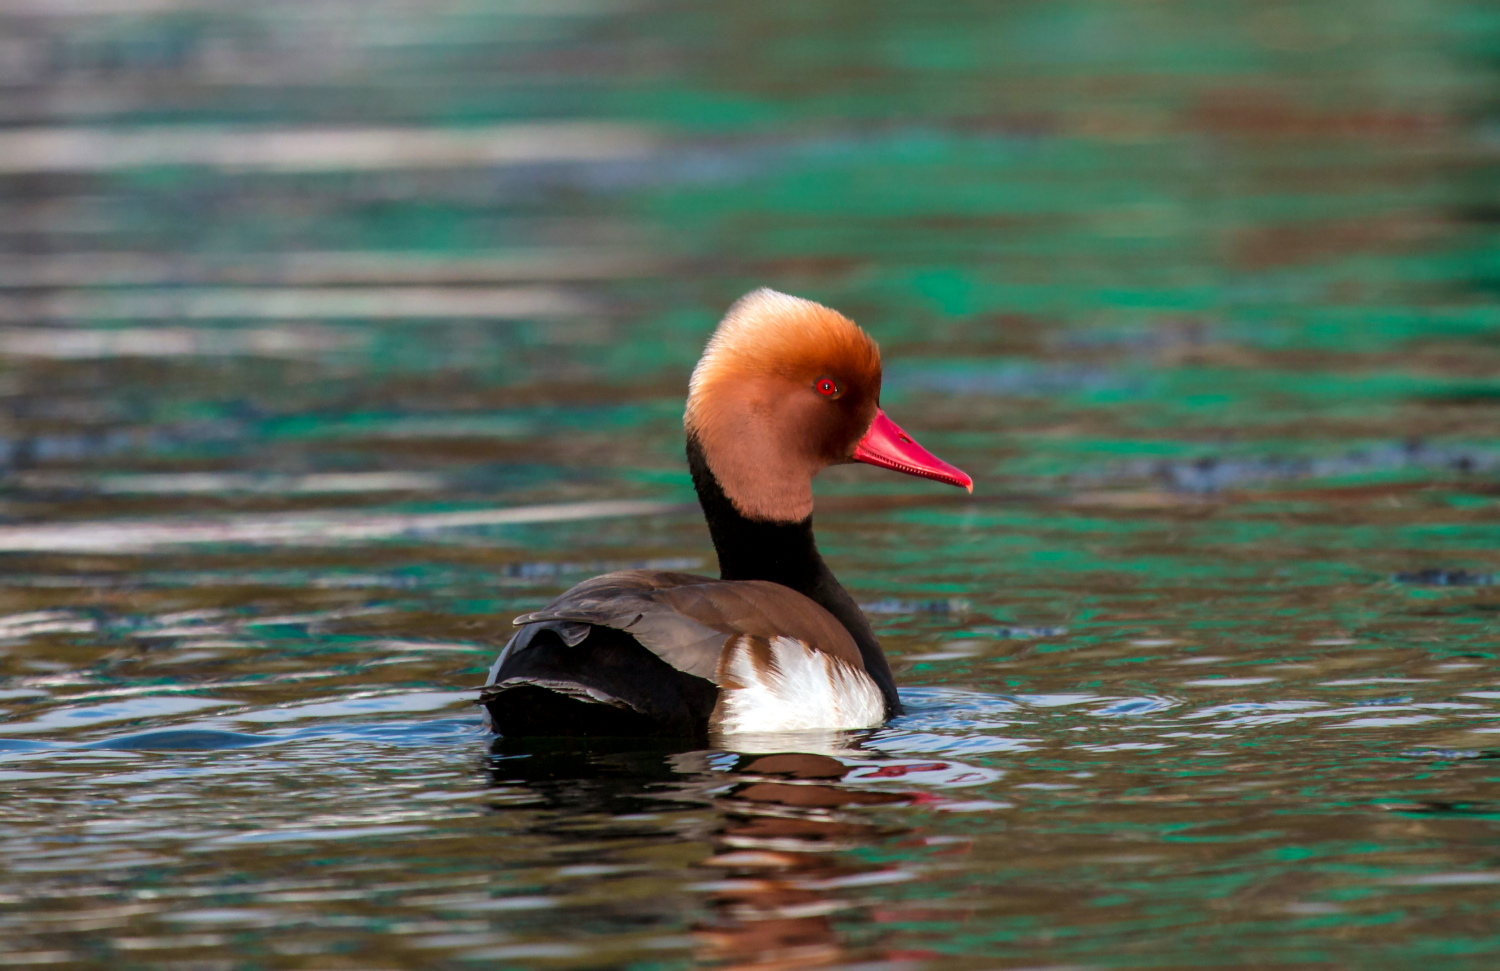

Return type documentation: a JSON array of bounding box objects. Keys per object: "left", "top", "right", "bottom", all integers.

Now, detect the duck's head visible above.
[{"left": 685, "top": 288, "right": 972, "bottom": 524}]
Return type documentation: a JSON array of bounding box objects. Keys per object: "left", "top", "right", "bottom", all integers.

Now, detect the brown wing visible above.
[{"left": 509, "top": 569, "right": 862, "bottom": 682}]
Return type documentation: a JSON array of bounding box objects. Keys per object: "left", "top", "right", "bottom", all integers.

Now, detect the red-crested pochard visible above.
[{"left": 481, "top": 288, "right": 971, "bottom": 737}]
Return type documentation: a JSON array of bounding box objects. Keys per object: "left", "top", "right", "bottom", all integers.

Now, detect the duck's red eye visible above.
[{"left": 815, "top": 377, "right": 840, "bottom": 398}]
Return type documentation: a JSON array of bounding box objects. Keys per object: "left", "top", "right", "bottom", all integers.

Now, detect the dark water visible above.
[{"left": 3, "top": 1, "right": 1500, "bottom": 968}]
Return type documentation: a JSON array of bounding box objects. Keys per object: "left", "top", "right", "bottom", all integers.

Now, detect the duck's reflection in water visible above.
[
  {"left": 695, "top": 752, "right": 909, "bottom": 970},
  {"left": 485, "top": 740, "right": 928, "bottom": 969}
]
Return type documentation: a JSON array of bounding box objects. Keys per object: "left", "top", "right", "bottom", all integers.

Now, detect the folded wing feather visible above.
[{"left": 507, "top": 569, "right": 863, "bottom": 684}]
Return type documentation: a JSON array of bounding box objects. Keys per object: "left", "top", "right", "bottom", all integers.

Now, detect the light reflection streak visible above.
[
  {"left": 0, "top": 250, "right": 658, "bottom": 288},
  {"left": 0, "top": 325, "right": 360, "bottom": 358},
  {"left": 0, "top": 499, "right": 687, "bottom": 552},
  {"left": 0, "top": 123, "right": 657, "bottom": 174},
  {"left": 0, "top": 285, "right": 588, "bottom": 322},
  {"left": 17, "top": 471, "right": 446, "bottom": 495}
]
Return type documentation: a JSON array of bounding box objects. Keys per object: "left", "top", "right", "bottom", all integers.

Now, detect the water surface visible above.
[{"left": 2, "top": 1, "right": 1499, "bottom": 968}]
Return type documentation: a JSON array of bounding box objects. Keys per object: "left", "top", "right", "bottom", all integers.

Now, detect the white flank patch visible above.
[{"left": 715, "top": 635, "right": 886, "bottom": 733}]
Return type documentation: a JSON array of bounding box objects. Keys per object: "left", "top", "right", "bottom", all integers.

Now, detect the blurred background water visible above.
[{"left": 1, "top": 1, "right": 1499, "bottom": 968}]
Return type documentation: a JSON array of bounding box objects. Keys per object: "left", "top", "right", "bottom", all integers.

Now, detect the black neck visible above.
[{"left": 687, "top": 435, "right": 901, "bottom": 715}]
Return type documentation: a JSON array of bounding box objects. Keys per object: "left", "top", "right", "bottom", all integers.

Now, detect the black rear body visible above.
[{"left": 482, "top": 626, "right": 718, "bottom": 738}]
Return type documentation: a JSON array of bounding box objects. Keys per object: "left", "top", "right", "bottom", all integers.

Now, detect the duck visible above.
[{"left": 480, "top": 288, "right": 971, "bottom": 738}]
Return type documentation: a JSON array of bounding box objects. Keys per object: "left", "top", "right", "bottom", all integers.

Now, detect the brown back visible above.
[{"left": 512, "top": 570, "right": 863, "bottom": 683}]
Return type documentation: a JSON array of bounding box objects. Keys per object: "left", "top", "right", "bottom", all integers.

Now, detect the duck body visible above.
[
  {"left": 483, "top": 570, "right": 886, "bottom": 737},
  {"left": 480, "top": 290, "right": 969, "bottom": 738}
]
